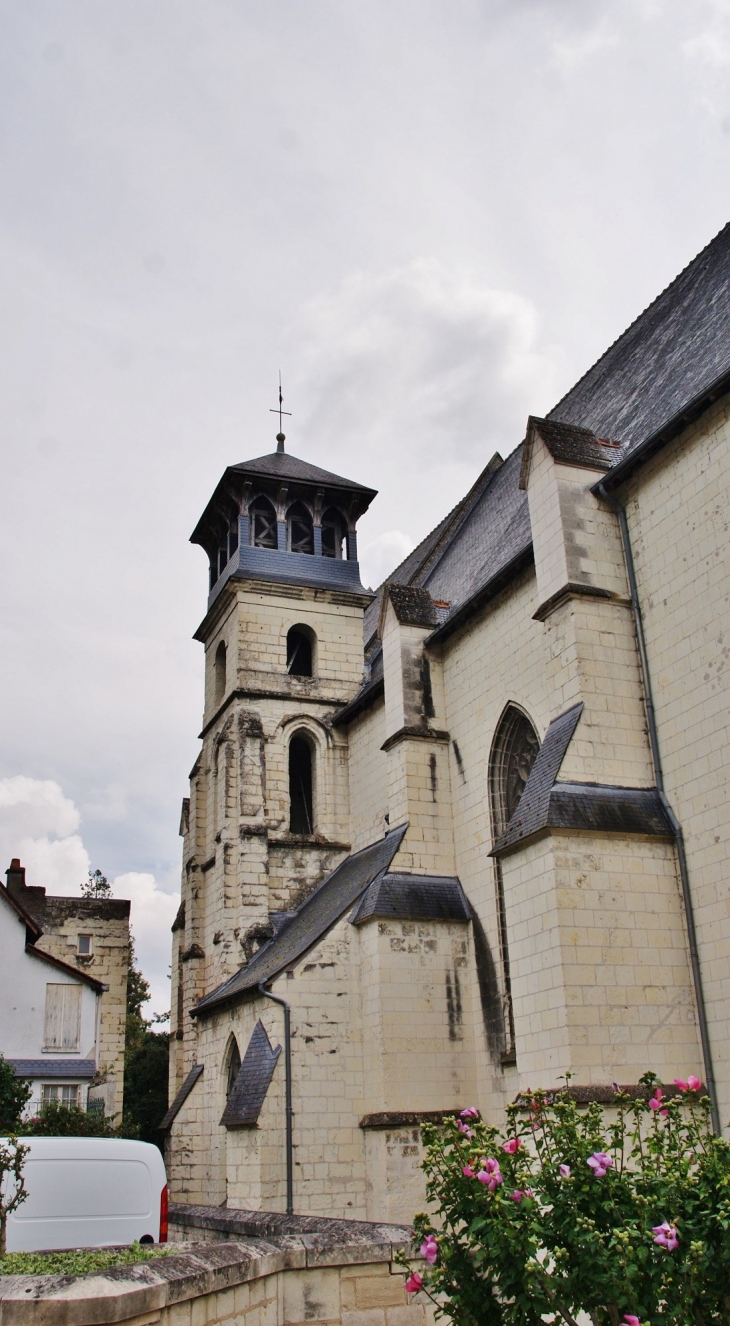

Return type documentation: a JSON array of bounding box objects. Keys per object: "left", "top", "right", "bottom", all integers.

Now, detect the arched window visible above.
[
  {"left": 286, "top": 625, "right": 315, "bottom": 677},
  {"left": 489, "top": 706, "right": 540, "bottom": 838},
  {"left": 289, "top": 733, "right": 314, "bottom": 834},
  {"left": 225, "top": 1037, "right": 241, "bottom": 1099},
  {"left": 287, "top": 502, "right": 314, "bottom": 555},
  {"left": 321, "top": 507, "right": 345, "bottom": 559},
  {"left": 214, "top": 640, "right": 227, "bottom": 704},
  {"left": 488, "top": 706, "right": 540, "bottom": 1062},
  {"left": 250, "top": 495, "right": 277, "bottom": 549}
]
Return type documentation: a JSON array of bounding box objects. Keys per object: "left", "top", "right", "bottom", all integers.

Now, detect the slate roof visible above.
[
  {"left": 160, "top": 1063, "right": 204, "bottom": 1131},
  {"left": 548, "top": 222, "right": 730, "bottom": 454},
  {"left": 491, "top": 702, "right": 673, "bottom": 857},
  {"left": 193, "top": 823, "right": 408, "bottom": 1017},
  {"left": 350, "top": 873, "right": 471, "bottom": 925},
  {"left": 9, "top": 1059, "right": 97, "bottom": 1079},
  {"left": 220, "top": 1021, "right": 281, "bottom": 1128},
  {"left": 231, "top": 450, "right": 377, "bottom": 494}
]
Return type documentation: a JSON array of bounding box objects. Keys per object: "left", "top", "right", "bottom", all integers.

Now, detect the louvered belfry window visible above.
[
  {"left": 43, "top": 983, "right": 82, "bottom": 1051},
  {"left": 250, "top": 496, "right": 277, "bottom": 549},
  {"left": 286, "top": 502, "right": 314, "bottom": 555}
]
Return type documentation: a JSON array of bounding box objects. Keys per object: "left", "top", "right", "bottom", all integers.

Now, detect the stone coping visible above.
[{"left": 0, "top": 1213, "right": 414, "bottom": 1325}]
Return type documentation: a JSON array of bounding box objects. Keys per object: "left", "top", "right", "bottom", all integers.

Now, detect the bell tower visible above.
[{"left": 170, "top": 423, "right": 376, "bottom": 1090}]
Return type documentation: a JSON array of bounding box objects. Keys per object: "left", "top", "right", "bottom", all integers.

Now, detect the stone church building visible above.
[{"left": 165, "top": 224, "right": 730, "bottom": 1223}]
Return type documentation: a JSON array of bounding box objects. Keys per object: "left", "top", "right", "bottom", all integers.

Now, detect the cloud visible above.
[
  {"left": 0, "top": 775, "right": 177, "bottom": 1021},
  {"left": 289, "top": 259, "right": 559, "bottom": 587}
]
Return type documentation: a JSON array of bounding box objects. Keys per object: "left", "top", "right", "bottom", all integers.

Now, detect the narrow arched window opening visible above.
[
  {"left": 488, "top": 705, "right": 540, "bottom": 1063},
  {"left": 287, "top": 625, "right": 315, "bottom": 677},
  {"left": 289, "top": 734, "right": 314, "bottom": 834},
  {"left": 225, "top": 1038, "right": 241, "bottom": 1099},
  {"left": 250, "top": 495, "right": 277, "bottom": 549},
  {"left": 214, "top": 640, "right": 227, "bottom": 704},
  {"left": 287, "top": 502, "right": 314, "bottom": 555},
  {"left": 321, "top": 507, "right": 345, "bottom": 559}
]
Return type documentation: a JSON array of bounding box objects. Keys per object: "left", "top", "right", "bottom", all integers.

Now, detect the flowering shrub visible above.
[{"left": 398, "top": 1073, "right": 730, "bottom": 1325}]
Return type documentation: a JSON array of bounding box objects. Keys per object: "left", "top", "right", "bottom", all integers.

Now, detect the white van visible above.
[{"left": 2, "top": 1137, "right": 168, "bottom": 1252}]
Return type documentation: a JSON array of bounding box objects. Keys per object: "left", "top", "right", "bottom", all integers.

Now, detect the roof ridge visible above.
[
  {"left": 548, "top": 221, "right": 730, "bottom": 422},
  {"left": 418, "top": 453, "right": 504, "bottom": 589}
]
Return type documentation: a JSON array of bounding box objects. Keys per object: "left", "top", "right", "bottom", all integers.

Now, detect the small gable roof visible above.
[{"left": 193, "top": 823, "right": 408, "bottom": 1017}]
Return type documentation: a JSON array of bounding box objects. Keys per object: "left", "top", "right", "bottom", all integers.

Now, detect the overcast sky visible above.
[{"left": 1, "top": 0, "right": 729, "bottom": 1014}]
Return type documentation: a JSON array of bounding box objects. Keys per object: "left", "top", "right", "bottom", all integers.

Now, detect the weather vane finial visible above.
[{"left": 270, "top": 371, "right": 292, "bottom": 453}]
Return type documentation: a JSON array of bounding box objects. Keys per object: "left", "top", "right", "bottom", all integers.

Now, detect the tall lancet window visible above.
[
  {"left": 287, "top": 502, "right": 314, "bottom": 555},
  {"left": 250, "top": 495, "right": 277, "bottom": 549},
  {"left": 289, "top": 733, "right": 314, "bottom": 834},
  {"left": 225, "top": 1037, "right": 241, "bottom": 1098},
  {"left": 489, "top": 705, "right": 540, "bottom": 1061}
]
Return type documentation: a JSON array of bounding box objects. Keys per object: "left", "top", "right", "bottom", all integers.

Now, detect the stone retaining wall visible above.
[{"left": 0, "top": 1209, "right": 433, "bottom": 1326}]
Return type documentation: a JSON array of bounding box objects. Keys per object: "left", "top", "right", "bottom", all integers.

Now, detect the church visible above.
[{"left": 165, "top": 224, "right": 730, "bottom": 1224}]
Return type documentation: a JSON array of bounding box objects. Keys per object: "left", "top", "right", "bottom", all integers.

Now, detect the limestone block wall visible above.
[
  {"left": 622, "top": 397, "right": 730, "bottom": 1123},
  {"left": 384, "top": 736, "right": 456, "bottom": 877},
  {"left": 346, "top": 697, "right": 388, "bottom": 853},
  {"left": 501, "top": 831, "right": 701, "bottom": 1087}
]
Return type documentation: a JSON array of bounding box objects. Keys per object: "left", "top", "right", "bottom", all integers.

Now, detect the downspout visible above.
[
  {"left": 258, "top": 982, "right": 294, "bottom": 1215},
  {"left": 596, "top": 482, "right": 720, "bottom": 1134}
]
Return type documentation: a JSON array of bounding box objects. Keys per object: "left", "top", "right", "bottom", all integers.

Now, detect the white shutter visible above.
[{"left": 44, "top": 984, "right": 82, "bottom": 1051}]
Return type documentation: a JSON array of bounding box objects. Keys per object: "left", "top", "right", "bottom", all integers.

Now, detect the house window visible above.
[
  {"left": 321, "top": 507, "right": 345, "bottom": 559},
  {"left": 42, "top": 1083, "right": 80, "bottom": 1107},
  {"left": 286, "top": 625, "right": 315, "bottom": 677},
  {"left": 214, "top": 640, "right": 227, "bottom": 704},
  {"left": 77, "top": 934, "right": 92, "bottom": 956},
  {"left": 286, "top": 502, "right": 314, "bottom": 555},
  {"left": 289, "top": 734, "right": 314, "bottom": 834},
  {"left": 250, "top": 496, "right": 277, "bottom": 549},
  {"left": 43, "top": 983, "right": 82, "bottom": 1052}
]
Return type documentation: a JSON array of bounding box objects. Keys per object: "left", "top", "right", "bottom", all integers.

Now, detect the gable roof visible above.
[
  {"left": 193, "top": 823, "right": 408, "bottom": 1017},
  {"left": 548, "top": 222, "right": 730, "bottom": 456},
  {"left": 0, "top": 881, "right": 42, "bottom": 942}
]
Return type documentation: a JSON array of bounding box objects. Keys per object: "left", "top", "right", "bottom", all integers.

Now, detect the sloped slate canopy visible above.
[
  {"left": 160, "top": 1063, "right": 204, "bottom": 1132},
  {"left": 350, "top": 873, "right": 471, "bottom": 925},
  {"left": 193, "top": 823, "right": 408, "bottom": 1017},
  {"left": 220, "top": 1021, "right": 281, "bottom": 1128}
]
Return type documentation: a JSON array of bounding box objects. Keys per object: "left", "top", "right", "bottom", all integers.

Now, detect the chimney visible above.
[{"left": 5, "top": 859, "right": 46, "bottom": 902}]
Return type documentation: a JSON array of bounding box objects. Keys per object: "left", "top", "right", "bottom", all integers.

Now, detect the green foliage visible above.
[
  {"left": 400, "top": 1074, "right": 730, "bottom": 1326},
  {"left": 0, "top": 1137, "right": 29, "bottom": 1256},
  {"left": 121, "top": 936, "right": 169, "bottom": 1147},
  {"left": 0, "top": 1241, "right": 172, "bottom": 1277},
  {"left": 0, "top": 1055, "right": 32, "bottom": 1132},
  {"left": 20, "top": 1103, "right": 120, "bottom": 1137},
  {"left": 81, "top": 868, "right": 112, "bottom": 899}
]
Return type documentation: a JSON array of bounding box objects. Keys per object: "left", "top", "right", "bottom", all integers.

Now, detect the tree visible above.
[
  {"left": 122, "top": 937, "right": 169, "bottom": 1147},
  {"left": 0, "top": 1055, "right": 31, "bottom": 1133},
  {"left": 81, "top": 868, "right": 112, "bottom": 899},
  {"left": 399, "top": 1074, "right": 730, "bottom": 1326},
  {"left": 0, "top": 1136, "right": 28, "bottom": 1256}
]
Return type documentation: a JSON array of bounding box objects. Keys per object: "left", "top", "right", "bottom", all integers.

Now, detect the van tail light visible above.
[{"left": 159, "top": 1184, "right": 169, "bottom": 1243}]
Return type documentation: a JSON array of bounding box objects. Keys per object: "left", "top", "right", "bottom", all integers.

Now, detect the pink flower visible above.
[
  {"left": 673, "top": 1074, "right": 702, "bottom": 1093},
  {"left": 502, "top": 1137, "right": 521, "bottom": 1154},
  {"left": 420, "top": 1236, "right": 438, "bottom": 1264},
  {"left": 559, "top": 1164, "right": 571, "bottom": 1178},
  {"left": 477, "top": 1158, "right": 503, "bottom": 1191},
  {"left": 460, "top": 1106, "right": 479, "bottom": 1119},
  {"left": 404, "top": 1272, "right": 423, "bottom": 1294},
  {"left": 649, "top": 1088, "right": 668, "bottom": 1116},
  {"left": 457, "top": 1120, "right": 474, "bottom": 1138},
  {"left": 462, "top": 1165, "right": 475, "bottom": 1178},
  {"left": 652, "top": 1221, "right": 679, "bottom": 1251},
  {"left": 510, "top": 1189, "right": 525, "bottom": 1202},
  {"left": 623, "top": 1316, "right": 641, "bottom": 1326},
  {"left": 587, "top": 1151, "right": 613, "bottom": 1178}
]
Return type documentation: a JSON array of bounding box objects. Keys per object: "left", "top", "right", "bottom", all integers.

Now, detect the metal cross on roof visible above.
[{"left": 270, "top": 371, "right": 292, "bottom": 452}]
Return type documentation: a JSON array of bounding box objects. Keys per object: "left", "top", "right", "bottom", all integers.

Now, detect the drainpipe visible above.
[
  {"left": 258, "top": 982, "right": 294, "bottom": 1215},
  {"left": 596, "top": 482, "right": 720, "bottom": 1134}
]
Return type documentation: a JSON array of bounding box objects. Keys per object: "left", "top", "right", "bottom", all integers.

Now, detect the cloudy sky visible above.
[{"left": 1, "top": 0, "right": 729, "bottom": 1014}]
